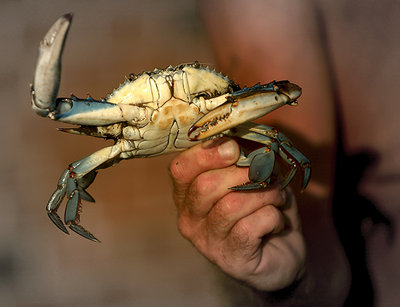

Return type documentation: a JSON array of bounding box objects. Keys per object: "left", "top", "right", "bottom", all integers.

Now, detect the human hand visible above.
[{"left": 169, "top": 138, "right": 306, "bottom": 291}]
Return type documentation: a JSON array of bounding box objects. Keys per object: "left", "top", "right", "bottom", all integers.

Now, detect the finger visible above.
[
  {"left": 176, "top": 166, "right": 248, "bottom": 242},
  {"left": 227, "top": 205, "right": 285, "bottom": 255},
  {"left": 169, "top": 138, "right": 240, "bottom": 188},
  {"left": 182, "top": 166, "right": 248, "bottom": 216},
  {"left": 207, "top": 186, "right": 286, "bottom": 238},
  {"left": 170, "top": 138, "right": 240, "bottom": 206},
  {"left": 279, "top": 188, "right": 302, "bottom": 231}
]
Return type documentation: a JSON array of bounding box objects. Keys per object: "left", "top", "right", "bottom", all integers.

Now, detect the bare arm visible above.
[{"left": 170, "top": 0, "right": 350, "bottom": 304}]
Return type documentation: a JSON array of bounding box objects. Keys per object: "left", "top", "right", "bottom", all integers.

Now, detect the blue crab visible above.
[{"left": 31, "top": 14, "right": 311, "bottom": 242}]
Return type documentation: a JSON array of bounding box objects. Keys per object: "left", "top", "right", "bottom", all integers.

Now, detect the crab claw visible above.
[
  {"left": 31, "top": 13, "right": 72, "bottom": 117},
  {"left": 188, "top": 81, "right": 301, "bottom": 140}
]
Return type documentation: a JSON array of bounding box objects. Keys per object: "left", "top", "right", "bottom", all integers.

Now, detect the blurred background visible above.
[
  {"left": 0, "top": 1, "right": 228, "bottom": 306},
  {"left": 2, "top": 0, "right": 400, "bottom": 306}
]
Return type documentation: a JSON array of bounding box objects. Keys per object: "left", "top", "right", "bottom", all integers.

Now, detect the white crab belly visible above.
[{"left": 127, "top": 99, "right": 203, "bottom": 157}]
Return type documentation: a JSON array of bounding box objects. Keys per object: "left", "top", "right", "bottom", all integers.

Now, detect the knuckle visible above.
[
  {"left": 191, "top": 171, "right": 217, "bottom": 197},
  {"left": 177, "top": 214, "right": 193, "bottom": 240},
  {"left": 208, "top": 194, "right": 239, "bottom": 226},
  {"left": 265, "top": 205, "right": 281, "bottom": 225},
  {"left": 263, "top": 205, "right": 284, "bottom": 233},
  {"left": 208, "top": 205, "right": 230, "bottom": 231},
  {"left": 169, "top": 156, "right": 185, "bottom": 182},
  {"left": 255, "top": 186, "right": 283, "bottom": 206},
  {"left": 229, "top": 219, "right": 252, "bottom": 248}
]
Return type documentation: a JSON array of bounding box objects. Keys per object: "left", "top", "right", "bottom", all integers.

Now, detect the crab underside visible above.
[{"left": 31, "top": 14, "right": 311, "bottom": 242}]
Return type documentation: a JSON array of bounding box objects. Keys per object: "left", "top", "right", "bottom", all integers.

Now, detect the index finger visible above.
[{"left": 169, "top": 138, "right": 240, "bottom": 187}]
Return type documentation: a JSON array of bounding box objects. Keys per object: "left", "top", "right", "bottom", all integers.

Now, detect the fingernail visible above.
[{"left": 218, "top": 139, "right": 237, "bottom": 160}]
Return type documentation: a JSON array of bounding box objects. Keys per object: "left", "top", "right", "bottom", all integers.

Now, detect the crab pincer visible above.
[{"left": 31, "top": 13, "right": 72, "bottom": 117}]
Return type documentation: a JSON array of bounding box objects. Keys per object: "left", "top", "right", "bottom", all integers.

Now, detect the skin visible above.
[
  {"left": 170, "top": 138, "right": 305, "bottom": 291},
  {"left": 170, "top": 0, "right": 350, "bottom": 303}
]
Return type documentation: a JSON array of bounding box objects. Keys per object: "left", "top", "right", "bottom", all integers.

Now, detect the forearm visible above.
[
  {"left": 215, "top": 268, "right": 313, "bottom": 307},
  {"left": 199, "top": 0, "right": 350, "bottom": 303}
]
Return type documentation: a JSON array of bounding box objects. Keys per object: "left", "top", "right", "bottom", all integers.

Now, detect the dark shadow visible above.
[
  {"left": 312, "top": 3, "right": 394, "bottom": 305},
  {"left": 332, "top": 144, "right": 393, "bottom": 306}
]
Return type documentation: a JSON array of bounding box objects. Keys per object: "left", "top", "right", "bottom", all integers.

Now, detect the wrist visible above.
[{"left": 216, "top": 269, "right": 312, "bottom": 306}]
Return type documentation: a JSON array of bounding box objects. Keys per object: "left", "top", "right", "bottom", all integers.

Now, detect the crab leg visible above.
[
  {"left": 188, "top": 81, "right": 301, "bottom": 140},
  {"left": 233, "top": 146, "right": 278, "bottom": 190},
  {"left": 46, "top": 144, "right": 122, "bottom": 242},
  {"left": 225, "top": 122, "right": 311, "bottom": 190},
  {"left": 46, "top": 169, "right": 70, "bottom": 233},
  {"left": 50, "top": 97, "right": 150, "bottom": 126},
  {"left": 277, "top": 133, "right": 311, "bottom": 190}
]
